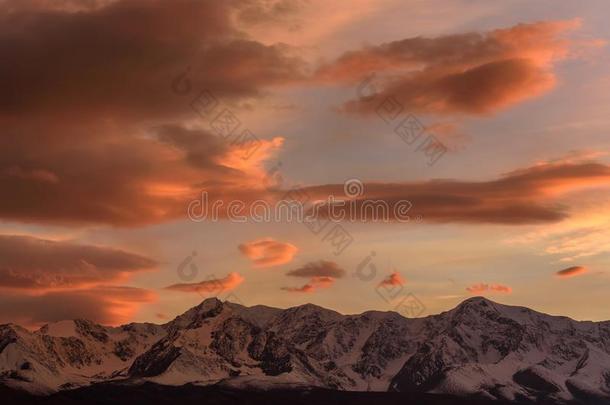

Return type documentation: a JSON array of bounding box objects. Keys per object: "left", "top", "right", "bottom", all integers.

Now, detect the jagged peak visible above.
[{"left": 460, "top": 296, "right": 495, "bottom": 305}]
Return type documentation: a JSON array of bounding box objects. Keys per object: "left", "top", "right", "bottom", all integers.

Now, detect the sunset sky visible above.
[{"left": 2, "top": 0, "right": 610, "bottom": 328}]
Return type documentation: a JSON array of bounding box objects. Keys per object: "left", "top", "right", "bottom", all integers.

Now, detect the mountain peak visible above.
[
  {"left": 196, "top": 297, "right": 223, "bottom": 309},
  {"left": 452, "top": 296, "right": 499, "bottom": 312},
  {"left": 460, "top": 296, "right": 494, "bottom": 305}
]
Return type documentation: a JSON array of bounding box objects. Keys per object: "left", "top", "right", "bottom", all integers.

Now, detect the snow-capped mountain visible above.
[{"left": 1, "top": 297, "right": 609, "bottom": 404}]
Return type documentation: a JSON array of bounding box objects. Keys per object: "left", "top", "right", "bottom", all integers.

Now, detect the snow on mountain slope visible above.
[
  {"left": 1, "top": 297, "right": 609, "bottom": 404},
  {"left": 0, "top": 319, "right": 165, "bottom": 394}
]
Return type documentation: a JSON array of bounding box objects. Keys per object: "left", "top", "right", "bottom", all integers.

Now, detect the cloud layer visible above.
[
  {"left": 0, "top": 0, "right": 296, "bottom": 226},
  {"left": 0, "top": 286, "right": 155, "bottom": 328},
  {"left": 0, "top": 235, "right": 156, "bottom": 290},
  {"left": 316, "top": 20, "right": 583, "bottom": 115},
  {"left": 300, "top": 161, "right": 610, "bottom": 224},
  {"left": 0, "top": 235, "right": 157, "bottom": 326}
]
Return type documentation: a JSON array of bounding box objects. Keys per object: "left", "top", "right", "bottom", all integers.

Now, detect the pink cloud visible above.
[
  {"left": 0, "top": 286, "right": 157, "bottom": 328},
  {"left": 282, "top": 276, "right": 335, "bottom": 293},
  {"left": 379, "top": 271, "right": 405, "bottom": 287},
  {"left": 239, "top": 238, "right": 298, "bottom": 268}
]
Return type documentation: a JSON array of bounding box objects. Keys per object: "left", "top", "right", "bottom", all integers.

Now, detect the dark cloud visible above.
[
  {"left": 286, "top": 260, "right": 346, "bottom": 278},
  {"left": 315, "top": 20, "right": 583, "bottom": 115},
  {"left": 0, "top": 234, "right": 156, "bottom": 290},
  {"left": 0, "top": 123, "right": 282, "bottom": 226},
  {"left": 0, "top": 0, "right": 299, "bottom": 226},
  {"left": 281, "top": 276, "right": 334, "bottom": 293},
  {"left": 298, "top": 161, "right": 610, "bottom": 224},
  {"left": 0, "top": 0, "right": 304, "bottom": 119},
  {"left": 556, "top": 265, "right": 587, "bottom": 278}
]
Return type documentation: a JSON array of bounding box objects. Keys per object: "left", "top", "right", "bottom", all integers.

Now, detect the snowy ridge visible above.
[{"left": 1, "top": 297, "right": 609, "bottom": 403}]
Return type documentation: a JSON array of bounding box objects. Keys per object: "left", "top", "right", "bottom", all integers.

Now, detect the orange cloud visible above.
[
  {"left": 164, "top": 272, "right": 244, "bottom": 294},
  {"left": 282, "top": 276, "right": 335, "bottom": 293},
  {"left": 379, "top": 271, "right": 405, "bottom": 287},
  {"left": 316, "top": 20, "right": 590, "bottom": 116},
  {"left": 556, "top": 265, "right": 588, "bottom": 278},
  {"left": 239, "top": 238, "right": 298, "bottom": 268},
  {"left": 466, "top": 283, "right": 512, "bottom": 294},
  {"left": 0, "top": 286, "right": 156, "bottom": 328},
  {"left": 0, "top": 234, "right": 158, "bottom": 327}
]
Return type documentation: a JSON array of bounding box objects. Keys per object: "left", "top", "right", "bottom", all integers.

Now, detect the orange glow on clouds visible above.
[
  {"left": 466, "top": 283, "right": 512, "bottom": 294},
  {"left": 164, "top": 272, "right": 245, "bottom": 294},
  {"left": 379, "top": 271, "right": 405, "bottom": 287},
  {"left": 239, "top": 238, "right": 298, "bottom": 268}
]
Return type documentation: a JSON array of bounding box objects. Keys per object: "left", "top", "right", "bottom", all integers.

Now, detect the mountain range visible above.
[{"left": 1, "top": 297, "right": 610, "bottom": 404}]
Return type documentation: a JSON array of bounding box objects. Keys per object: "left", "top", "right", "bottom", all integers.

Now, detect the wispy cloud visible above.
[
  {"left": 282, "top": 276, "right": 335, "bottom": 293},
  {"left": 164, "top": 272, "right": 244, "bottom": 293},
  {"left": 466, "top": 283, "right": 512, "bottom": 294}
]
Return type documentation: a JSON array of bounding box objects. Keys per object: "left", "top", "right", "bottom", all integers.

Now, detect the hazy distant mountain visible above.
[{"left": 2, "top": 297, "right": 610, "bottom": 404}]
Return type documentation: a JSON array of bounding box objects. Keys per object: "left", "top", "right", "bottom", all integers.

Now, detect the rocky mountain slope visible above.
[{"left": 1, "top": 297, "right": 609, "bottom": 404}]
